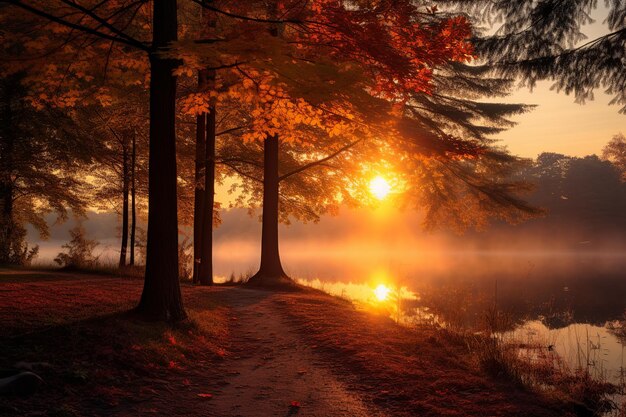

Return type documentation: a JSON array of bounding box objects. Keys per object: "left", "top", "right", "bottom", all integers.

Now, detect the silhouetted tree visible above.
[
  {"left": 442, "top": 0, "right": 626, "bottom": 112},
  {"left": 603, "top": 133, "right": 626, "bottom": 181},
  {"left": 88, "top": 97, "right": 149, "bottom": 269},
  {"left": 563, "top": 155, "right": 626, "bottom": 231},
  {"left": 0, "top": 73, "right": 94, "bottom": 265},
  {"left": 521, "top": 152, "right": 626, "bottom": 237}
]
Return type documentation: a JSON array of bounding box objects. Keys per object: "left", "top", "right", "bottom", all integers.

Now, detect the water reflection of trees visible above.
[
  {"left": 414, "top": 263, "right": 626, "bottom": 330},
  {"left": 607, "top": 312, "right": 626, "bottom": 345},
  {"left": 520, "top": 152, "right": 626, "bottom": 244}
]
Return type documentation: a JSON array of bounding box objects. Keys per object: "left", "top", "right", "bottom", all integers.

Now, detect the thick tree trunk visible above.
[
  {"left": 0, "top": 182, "right": 13, "bottom": 264},
  {"left": 248, "top": 134, "right": 292, "bottom": 287},
  {"left": 198, "top": 100, "right": 215, "bottom": 286},
  {"left": 119, "top": 140, "right": 129, "bottom": 268},
  {"left": 192, "top": 71, "right": 207, "bottom": 284},
  {"left": 0, "top": 82, "right": 15, "bottom": 264},
  {"left": 136, "top": 0, "right": 186, "bottom": 321},
  {"left": 129, "top": 132, "right": 136, "bottom": 266}
]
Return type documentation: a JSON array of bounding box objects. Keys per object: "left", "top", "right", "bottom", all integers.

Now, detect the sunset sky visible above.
[
  {"left": 501, "top": 81, "right": 624, "bottom": 158},
  {"left": 497, "top": 5, "right": 624, "bottom": 158}
]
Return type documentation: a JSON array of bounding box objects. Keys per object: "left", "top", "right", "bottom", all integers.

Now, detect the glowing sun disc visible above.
[
  {"left": 374, "top": 284, "right": 391, "bottom": 301},
  {"left": 369, "top": 176, "right": 391, "bottom": 200}
]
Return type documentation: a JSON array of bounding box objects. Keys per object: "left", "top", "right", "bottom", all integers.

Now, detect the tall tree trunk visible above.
[
  {"left": 192, "top": 71, "right": 207, "bottom": 284},
  {"left": 136, "top": 0, "right": 186, "bottom": 321},
  {"left": 198, "top": 99, "right": 215, "bottom": 286},
  {"left": 0, "top": 180, "right": 13, "bottom": 264},
  {"left": 129, "top": 131, "right": 136, "bottom": 266},
  {"left": 119, "top": 139, "right": 129, "bottom": 268},
  {"left": 0, "top": 80, "right": 15, "bottom": 264},
  {"left": 248, "top": 134, "right": 291, "bottom": 286},
  {"left": 195, "top": 3, "right": 217, "bottom": 285}
]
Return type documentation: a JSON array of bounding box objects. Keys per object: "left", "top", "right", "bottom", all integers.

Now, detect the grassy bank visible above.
[{"left": 0, "top": 270, "right": 228, "bottom": 416}]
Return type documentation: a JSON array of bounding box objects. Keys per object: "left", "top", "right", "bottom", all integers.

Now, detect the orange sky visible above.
[{"left": 496, "top": 6, "right": 624, "bottom": 158}]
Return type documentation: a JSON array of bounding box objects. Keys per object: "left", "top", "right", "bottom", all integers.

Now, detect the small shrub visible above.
[{"left": 54, "top": 225, "right": 100, "bottom": 270}]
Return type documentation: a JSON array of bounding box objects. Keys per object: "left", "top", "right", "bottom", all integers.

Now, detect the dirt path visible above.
[{"left": 206, "top": 288, "right": 387, "bottom": 417}]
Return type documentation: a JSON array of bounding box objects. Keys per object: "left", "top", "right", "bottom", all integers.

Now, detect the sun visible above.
[
  {"left": 369, "top": 176, "right": 391, "bottom": 200},
  {"left": 373, "top": 284, "right": 391, "bottom": 301}
]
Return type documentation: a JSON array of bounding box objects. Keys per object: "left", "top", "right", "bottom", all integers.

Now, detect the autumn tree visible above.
[
  {"left": 2, "top": 0, "right": 188, "bottom": 320},
  {"left": 88, "top": 98, "right": 148, "bottom": 268},
  {"left": 210, "top": 2, "right": 547, "bottom": 285},
  {"left": 0, "top": 72, "right": 95, "bottom": 265},
  {"left": 171, "top": 0, "right": 482, "bottom": 286}
]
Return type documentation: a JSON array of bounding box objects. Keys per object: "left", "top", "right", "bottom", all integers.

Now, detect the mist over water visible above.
[{"left": 30, "top": 207, "right": 626, "bottom": 324}]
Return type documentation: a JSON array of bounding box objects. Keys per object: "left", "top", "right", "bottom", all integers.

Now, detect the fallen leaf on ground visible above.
[{"left": 197, "top": 393, "right": 213, "bottom": 399}]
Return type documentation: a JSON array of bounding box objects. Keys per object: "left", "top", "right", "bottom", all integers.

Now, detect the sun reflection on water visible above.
[
  {"left": 374, "top": 284, "right": 391, "bottom": 301},
  {"left": 296, "top": 277, "right": 418, "bottom": 305}
]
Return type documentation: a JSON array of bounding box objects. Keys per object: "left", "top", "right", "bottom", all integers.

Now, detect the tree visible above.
[
  {"left": 191, "top": 4, "right": 218, "bottom": 286},
  {"left": 396, "top": 62, "right": 540, "bottom": 230},
  {"left": 169, "top": 0, "right": 476, "bottom": 286},
  {"left": 3, "top": 0, "right": 187, "bottom": 320},
  {"left": 170, "top": 0, "right": 541, "bottom": 287},
  {"left": 89, "top": 100, "right": 148, "bottom": 269},
  {"left": 135, "top": 0, "right": 187, "bottom": 320},
  {"left": 214, "top": 1, "right": 538, "bottom": 284},
  {"left": 520, "top": 152, "right": 626, "bottom": 236},
  {"left": 440, "top": 0, "right": 626, "bottom": 113},
  {"left": 602, "top": 133, "right": 626, "bottom": 181},
  {"left": 0, "top": 72, "right": 94, "bottom": 265}
]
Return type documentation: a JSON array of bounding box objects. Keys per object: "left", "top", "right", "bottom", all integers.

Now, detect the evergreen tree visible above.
[{"left": 440, "top": 0, "right": 626, "bottom": 112}]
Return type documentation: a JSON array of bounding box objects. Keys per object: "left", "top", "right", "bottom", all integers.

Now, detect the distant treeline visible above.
[{"left": 510, "top": 150, "right": 626, "bottom": 245}]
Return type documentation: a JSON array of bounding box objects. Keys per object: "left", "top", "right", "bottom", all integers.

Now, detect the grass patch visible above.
[{"left": 275, "top": 291, "right": 566, "bottom": 417}]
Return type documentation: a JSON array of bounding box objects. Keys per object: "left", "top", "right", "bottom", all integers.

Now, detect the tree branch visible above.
[
  {"left": 57, "top": 0, "right": 147, "bottom": 49},
  {"left": 4, "top": 0, "right": 150, "bottom": 52},
  {"left": 189, "top": 0, "right": 305, "bottom": 25},
  {"left": 278, "top": 138, "right": 363, "bottom": 183},
  {"left": 222, "top": 162, "right": 262, "bottom": 183}
]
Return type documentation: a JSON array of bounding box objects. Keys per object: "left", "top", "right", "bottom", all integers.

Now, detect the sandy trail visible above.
[{"left": 206, "top": 287, "right": 387, "bottom": 417}]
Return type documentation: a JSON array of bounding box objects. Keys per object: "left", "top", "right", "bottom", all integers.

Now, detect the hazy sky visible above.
[{"left": 496, "top": 6, "right": 624, "bottom": 158}]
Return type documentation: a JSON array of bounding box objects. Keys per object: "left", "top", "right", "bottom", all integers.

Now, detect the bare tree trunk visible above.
[
  {"left": 195, "top": 2, "right": 217, "bottom": 285},
  {"left": 192, "top": 71, "right": 208, "bottom": 284},
  {"left": 248, "top": 134, "right": 291, "bottom": 286},
  {"left": 0, "top": 79, "right": 15, "bottom": 263},
  {"left": 129, "top": 131, "right": 136, "bottom": 266},
  {"left": 119, "top": 138, "right": 129, "bottom": 268},
  {"left": 136, "top": 0, "right": 186, "bottom": 321},
  {"left": 198, "top": 97, "right": 215, "bottom": 286},
  {"left": 0, "top": 181, "right": 13, "bottom": 264},
  {"left": 0, "top": 199, "right": 11, "bottom": 263}
]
